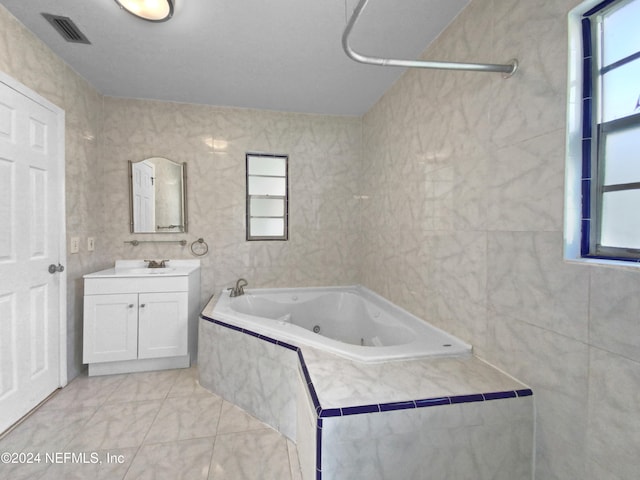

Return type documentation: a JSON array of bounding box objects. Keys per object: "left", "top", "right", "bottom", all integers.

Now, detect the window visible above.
[
  {"left": 579, "top": 0, "right": 640, "bottom": 261},
  {"left": 246, "top": 153, "right": 288, "bottom": 240}
]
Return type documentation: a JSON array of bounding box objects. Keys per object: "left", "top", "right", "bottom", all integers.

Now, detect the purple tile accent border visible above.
[
  {"left": 297, "top": 349, "right": 322, "bottom": 413},
  {"left": 201, "top": 313, "right": 534, "bottom": 480},
  {"left": 380, "top": 400, "right": 417, "bottom": 412},
  {"left": 209, "top": 318, "right": 244, "bottom": 333},
  {"left": 451, "top": 394, "right": 485, "bottom": 404},
  {"left": 484, "top": 391, "right": 517, "bottom": 401},
  {"left": 316, "top": 418, "right": 323, "bottom": 480},
  {"left": 516, "top": 389, "right": 534, "bottom": 397},
  {"left": 278, "top": 340, "right": 299, "bottom": 351},
  {"left": 202, "top": 314, "right": 301, "bottom": 352},
  {"left": 341, "top": 404, "right": 380, "bottom": 416},
  {"left": 317, "top": 390, "right": 529, "bottom": 418},
  {"left": 415, "top": 397, "right": 450, "bottom": 408}
]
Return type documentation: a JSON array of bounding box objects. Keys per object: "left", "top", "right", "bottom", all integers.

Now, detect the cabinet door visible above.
[
  {"left": 138, "top": 292, "right": 188, "bottom": 359},
  {"left": 83, "top": 294, "right": 138, "bottom": 363}
]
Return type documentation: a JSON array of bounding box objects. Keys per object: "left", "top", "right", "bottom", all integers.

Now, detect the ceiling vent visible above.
[{"left": 41, "top": 13, "right": 91, "bottom": 44}]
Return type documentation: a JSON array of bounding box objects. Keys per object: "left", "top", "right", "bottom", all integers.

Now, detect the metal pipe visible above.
[{"left": 342, "top": 0, "right": 518, "bottom": 78}]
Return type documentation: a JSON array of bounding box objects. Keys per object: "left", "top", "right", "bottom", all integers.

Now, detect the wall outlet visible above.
[
  {"left": 70, "top": 236, "right": 80, "bottom": 254},
  {"left": 87, "top": 237, "right": 95, "bottom": 252}
]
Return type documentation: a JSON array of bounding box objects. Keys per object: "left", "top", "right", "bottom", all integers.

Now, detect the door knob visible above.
[{"left": 48, "top": 263, "right": 65, "bottom": 274}]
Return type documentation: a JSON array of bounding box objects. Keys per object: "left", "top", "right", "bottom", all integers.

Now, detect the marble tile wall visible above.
[
  {"left": 361, "top": 0, "right": 640, "bottom": 478},
  {"left": 100, "top": 97, "right": 363, "bottom": 307},
  {"left": 0, "top": 5, "right": 108, "bottom": 381}
]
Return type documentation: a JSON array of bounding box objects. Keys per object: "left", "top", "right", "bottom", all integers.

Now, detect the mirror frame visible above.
[{"left": 128, "top": 158, "right": 188, "bottom": 234}]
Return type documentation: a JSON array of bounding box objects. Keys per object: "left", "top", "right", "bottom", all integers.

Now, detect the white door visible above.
[
  {"left": 138, "top": 292, "right": 188, "bottom": 359},
  {"left": 0, "top": 73, "right": 66, "bottom": 433},
  {"left": 132, "top": 161, "right": 155, "bottom": 232}
]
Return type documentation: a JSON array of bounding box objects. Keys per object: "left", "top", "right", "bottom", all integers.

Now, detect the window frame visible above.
[
  {"left": 245, "top": 152, "right": 289, "bottom": 241},
  {"left": 580, "top": 0, "right": 640, "bottom": 261}
]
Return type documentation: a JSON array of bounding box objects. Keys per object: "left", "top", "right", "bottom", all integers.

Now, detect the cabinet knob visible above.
[
  {"left": 128, "top": 304, "right": 134, "bottom": 308},
  {"left": 140, "top": 304, "right": 146, "bottom": 308}
]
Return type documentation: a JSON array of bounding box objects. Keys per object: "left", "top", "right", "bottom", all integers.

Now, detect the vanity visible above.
[{"left": 83, "top": 259, "right": 201, "bottom": 376}]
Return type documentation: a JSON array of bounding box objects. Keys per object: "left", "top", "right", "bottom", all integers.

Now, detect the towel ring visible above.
[{"left": 190, "top": 238, "right": 208, "bottom": 256}]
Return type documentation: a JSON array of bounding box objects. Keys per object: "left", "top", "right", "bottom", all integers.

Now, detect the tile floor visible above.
[{"left": 0, "top": 367, "right": 303, "bottom": 480}]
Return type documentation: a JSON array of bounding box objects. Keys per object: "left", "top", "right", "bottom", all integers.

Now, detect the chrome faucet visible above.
[
  {"left": 228, "top": 278, "right": 248, "bottom": 297},
  {"left": 144, "top": 259, "right": 168, "bottom": 268}
]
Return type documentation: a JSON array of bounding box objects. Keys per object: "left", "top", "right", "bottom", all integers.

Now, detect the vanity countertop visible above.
[{"left": 84, "top": 259, "right": 200, "bottom": 279}]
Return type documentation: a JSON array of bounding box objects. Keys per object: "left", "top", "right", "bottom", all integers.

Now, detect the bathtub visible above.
[{"left": 206, "top": 285, "right": 471, "bottom": 363}]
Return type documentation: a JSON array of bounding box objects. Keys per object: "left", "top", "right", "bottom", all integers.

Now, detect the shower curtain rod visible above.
[{"left": 342, "top": 0, "right": 518, "bottom": 78}]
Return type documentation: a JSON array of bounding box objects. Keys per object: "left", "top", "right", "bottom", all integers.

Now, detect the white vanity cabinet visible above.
[
  {"left": 83, "top": 291, "right": 188, "bottom": 363},
  {"left": 83, "top": 260, "right": 200, "bottom": 376},
  {"left": 83, "top": 293, "right": 139, "bottom": 363},
  {"left": 137, "top": 292, "right": 188, "bottom": 359}
]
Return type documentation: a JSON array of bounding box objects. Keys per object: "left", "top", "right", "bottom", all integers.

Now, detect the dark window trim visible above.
[
  {"left": 245, "top": 152, "right": 289, "bottom": 241},
  {"left": 581, "top": 0, "right": 640, "bottom": 260}
]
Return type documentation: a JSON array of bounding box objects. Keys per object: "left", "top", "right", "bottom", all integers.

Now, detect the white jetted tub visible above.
[{"left": 206, "top": 285, "right": 471, "bottom": 362}]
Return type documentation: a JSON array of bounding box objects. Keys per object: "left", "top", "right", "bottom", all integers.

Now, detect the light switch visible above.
[
  {"left": 70, "top": 236, "right": 80, "bottom": 254},
  {"left": 87, "top": 237, "right": 95, "bottom": 252}
]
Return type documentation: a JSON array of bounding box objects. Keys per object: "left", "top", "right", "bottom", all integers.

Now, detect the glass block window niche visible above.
[{"left": 246, "top": 153, "right": 288, "bottom": 241}]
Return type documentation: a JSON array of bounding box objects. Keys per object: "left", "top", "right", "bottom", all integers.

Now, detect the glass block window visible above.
[
  {"left": 582, "top": 0, "right": 640, "bottom": 260},
  {"left": 246, "top": 153, "right": 288, "bottom": 240}
]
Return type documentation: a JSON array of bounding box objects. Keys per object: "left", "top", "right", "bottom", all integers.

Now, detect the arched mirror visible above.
[{"left": 129, "top": 157, "right": 187, "bottom": 233}]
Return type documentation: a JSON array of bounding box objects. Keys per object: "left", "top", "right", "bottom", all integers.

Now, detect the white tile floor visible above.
[{"left": 0, "top": 367, "right": 303, "bottom": 480}]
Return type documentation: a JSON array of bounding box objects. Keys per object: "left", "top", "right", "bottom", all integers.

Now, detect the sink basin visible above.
[
  {"left": 85, "top": 260, "right": 200, "bottom": 280},
  {"left": 121, "top": 268, "right": 176, "bottom": 275}
]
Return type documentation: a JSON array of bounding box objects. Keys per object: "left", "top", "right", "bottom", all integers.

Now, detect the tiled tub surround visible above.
[{"left": 199, "top": 297, "right": 534, "bottom": 480}]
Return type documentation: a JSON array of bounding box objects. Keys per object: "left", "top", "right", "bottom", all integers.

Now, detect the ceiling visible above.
[{"left": 0, "top": 0, "right": 469, "bottom": 115}]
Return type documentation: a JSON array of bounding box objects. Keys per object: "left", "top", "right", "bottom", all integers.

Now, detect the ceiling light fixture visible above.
[{"left": 114, "top": 0, "right": 174, "bottom": 22}]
